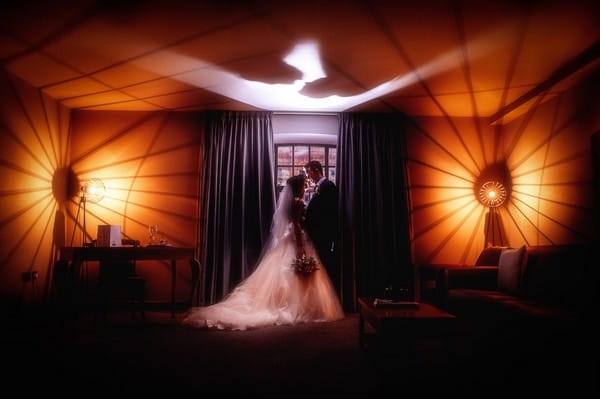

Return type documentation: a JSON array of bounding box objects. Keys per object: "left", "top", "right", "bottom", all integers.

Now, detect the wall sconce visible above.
[
  {"left": 478, "top": 180, "right": 507, "bottom": 247},
  {"left": 475, "top": 163, "right": 511, "bottom": 248},
  {"left": 478, "top": 180, "right": 507, "bottom": 208},
  {"left": 70, "top": 178, "right": 105, "bottom": 246}
]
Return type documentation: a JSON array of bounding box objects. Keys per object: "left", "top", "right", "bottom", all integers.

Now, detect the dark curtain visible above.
[
  {"left": 199, "top": 111, "right": 276, "bottom": 304},
  {"left": 337, "top": 112, "right": 413, "bottom": 311}
]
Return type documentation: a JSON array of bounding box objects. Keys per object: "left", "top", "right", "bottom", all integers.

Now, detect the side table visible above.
[{"left": 358, "top": 297, "right": 457, "bottom": 358}]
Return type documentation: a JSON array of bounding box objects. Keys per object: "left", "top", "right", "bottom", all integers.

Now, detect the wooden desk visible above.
[{"left": 60, "top": 246, "right": 196, "bottom": 317}]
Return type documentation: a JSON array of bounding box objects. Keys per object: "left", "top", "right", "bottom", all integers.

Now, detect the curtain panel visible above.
[
  {"left": 337, "top": 112, "right": 413, "bottom": 311},
  {"left": 199, "top": 111, "right": 276, "bottom": 304}
]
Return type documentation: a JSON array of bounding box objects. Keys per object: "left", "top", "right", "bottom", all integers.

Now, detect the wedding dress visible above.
[{"left": 181, "top": 183, "right": 344, "bottom": 330}]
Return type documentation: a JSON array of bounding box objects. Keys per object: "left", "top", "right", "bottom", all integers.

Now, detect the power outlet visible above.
[{"left": 22, "top": 271, "right": 38, "bottom": 282}]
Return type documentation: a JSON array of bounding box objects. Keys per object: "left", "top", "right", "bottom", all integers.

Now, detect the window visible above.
[
  {"left": 272, "top": 113, "right": 338, "bottom": 197},
  {"left": 275, "top": 144, "right": 336, "bottom": 193}
]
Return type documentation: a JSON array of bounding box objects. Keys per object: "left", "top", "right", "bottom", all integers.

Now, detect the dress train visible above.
[{"left": 181, "top": 227, "right": 344, "bottom": 331}]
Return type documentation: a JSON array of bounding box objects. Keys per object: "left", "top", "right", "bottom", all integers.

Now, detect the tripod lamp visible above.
[{"left": 70, "top": 178, "right": 106, "bottom": 246}]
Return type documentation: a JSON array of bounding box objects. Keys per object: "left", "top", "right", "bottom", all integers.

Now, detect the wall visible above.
[
  {"left": 407, "top": 74, "right": 599, "bottom": 265},
  {"left": 0, "top": 71, "right": 71, "bottom": 308},
  {"left": 3, "top": 64, "right": 597, "bottom": 307},
  {"left": 0, "top": 70, "right": 203, "bottom": 308},
  {"left": 272, "top": 113, "right": 338, "bottom": 145},
  {"left": 68, "top": 110, "right": 202, "bottom": 303}
]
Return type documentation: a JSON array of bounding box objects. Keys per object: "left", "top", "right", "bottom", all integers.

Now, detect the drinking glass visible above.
[{"left": 148, "top": 224, "right": 158, "bottom": 244}]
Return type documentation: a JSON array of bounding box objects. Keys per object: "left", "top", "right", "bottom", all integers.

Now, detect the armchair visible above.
[{"left": 418, "top": 246, "right": 505, "bottom": 305}]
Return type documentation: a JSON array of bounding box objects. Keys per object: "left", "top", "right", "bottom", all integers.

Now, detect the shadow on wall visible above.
[
  {"left": 407, "top": 77, "right": 597, "bottom": 265},
  {"left": 0, "top": 71, "right": 71, "bottom": 306},
  {"left": 484, "top": 208, "right": 507, "bottom": 247},
  {"left": 0, "top": 70, "right": 202, "bottom": 306}
]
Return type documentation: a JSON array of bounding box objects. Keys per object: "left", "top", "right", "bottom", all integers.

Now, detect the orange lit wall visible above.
[
  {"left": 0, "top": 71, "right": 71, "bottom": 307},
  {"left": 407, "top": 76, "right": 599, "bottom": 266},
  {"left": 0, "top": 70, "right": 202, "bottom": 306},
  {"left": 2, "top": 64, "right": 597, "bottom": 307},
  {"left": 68, "top": 110, "right": 201, "bottom": 302}
]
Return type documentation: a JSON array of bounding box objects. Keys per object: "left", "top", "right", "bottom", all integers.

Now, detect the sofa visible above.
[
  {"left": 418, "top": 244, "right": 598, "bottom": 395},
  {"left": 418, "top": 246, "right": 505, "bottom": 307},
  {"left": 419, "top": 244, "right": 597, "bottom": 329}
]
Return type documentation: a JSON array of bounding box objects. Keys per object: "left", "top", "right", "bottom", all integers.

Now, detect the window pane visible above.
[
  {"left": 275, "top": 145, "right": 336, "bottom": 193},
  {"left": 310, "top": 146, "right": 325, "bottom": 164},
  {"left": 277, "top": 167, "right": 292, "bottom": 186},
  {"left": 328, "top": 147, "right": 336, "bottom": 166},
  {"left": 328, "top": 167, "right": 336, "bottom": 184},
  {"left": 277, "top": 146, "right": 292, "bottom": 165},
  {"left": 294, "top": 146, "right": 309, "bottom": 166}
]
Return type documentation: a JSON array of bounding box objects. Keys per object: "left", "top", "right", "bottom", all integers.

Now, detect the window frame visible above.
[{"left": 275, "top": 143, "right": 337, "bottom": 192}]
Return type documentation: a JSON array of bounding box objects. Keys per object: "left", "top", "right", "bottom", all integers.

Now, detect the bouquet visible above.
[{"left": 291, "top": 254, "right": 320, "bottom": 276}]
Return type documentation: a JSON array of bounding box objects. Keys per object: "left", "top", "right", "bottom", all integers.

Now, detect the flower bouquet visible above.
[{"left": 291, "top": 254, "right": 320, "bottom": 276}]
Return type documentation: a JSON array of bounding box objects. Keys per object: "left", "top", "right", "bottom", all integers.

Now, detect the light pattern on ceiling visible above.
[{"left": 1, "top": 1, "right": 595, "bottom": 116}]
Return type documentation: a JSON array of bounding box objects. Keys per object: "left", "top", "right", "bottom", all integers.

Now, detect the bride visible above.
[{"left": 181, "top": 174, "right": 344, "bottom": 330}]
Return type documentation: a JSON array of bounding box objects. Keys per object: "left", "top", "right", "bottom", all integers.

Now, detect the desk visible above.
[{"left": 60, "top": 246, "right": 196, "bottom": 317}]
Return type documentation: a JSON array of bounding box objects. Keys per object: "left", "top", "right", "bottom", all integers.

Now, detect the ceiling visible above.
[{"left": 1, "top": 0, "right": 598, "bottom": 122}]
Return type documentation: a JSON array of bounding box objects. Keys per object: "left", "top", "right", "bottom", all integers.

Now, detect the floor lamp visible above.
[
  {"left": 70, "top": 178, "right": 105, "bottom": 247},
  {"left": 479, "top": 181, "right": 507, "bottom": 247}
]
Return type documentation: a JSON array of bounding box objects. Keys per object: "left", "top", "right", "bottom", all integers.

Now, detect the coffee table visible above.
[{"left": 358, "top": 297, "right": 456, "bottom": 355}]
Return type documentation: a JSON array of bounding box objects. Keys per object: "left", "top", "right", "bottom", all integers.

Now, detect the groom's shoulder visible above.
[
  {"left": 319, "top": 179, "right": 337, "bottom": 196},
  {"left": 323, "top": 179, "right": 337, "bottom": 190},
  {"left": 323, "top": 178, "right": 336, "bottom": 187}
]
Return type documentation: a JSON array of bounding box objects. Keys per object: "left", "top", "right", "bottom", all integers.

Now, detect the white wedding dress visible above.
[{"left": 181, "top": 184, "right": 344, "bottom": 330}]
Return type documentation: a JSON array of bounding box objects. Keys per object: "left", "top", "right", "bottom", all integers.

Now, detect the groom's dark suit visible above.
[{"left": 304, "top": 178, "right": 339, "bottom": 292}]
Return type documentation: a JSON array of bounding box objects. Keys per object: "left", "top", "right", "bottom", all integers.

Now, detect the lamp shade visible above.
[{"left": 82, "top": 178, "right": 105, "bottom": 203}]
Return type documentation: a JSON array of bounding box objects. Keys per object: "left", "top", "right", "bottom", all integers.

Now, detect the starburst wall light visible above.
[{"left": 478, "top": 181, "right": 507, "bottom": 208}]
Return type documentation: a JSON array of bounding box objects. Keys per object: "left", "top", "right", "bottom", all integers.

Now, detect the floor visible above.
[{"left": 3, "top": 308, "right": 597, "bottom": 397}]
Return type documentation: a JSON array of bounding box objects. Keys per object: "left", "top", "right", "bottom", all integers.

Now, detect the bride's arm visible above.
[{"left": 292, "top": 198, "right": 306, "bottom": 258}]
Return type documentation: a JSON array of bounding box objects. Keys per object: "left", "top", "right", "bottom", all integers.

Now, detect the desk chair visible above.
[
  {"left": 97, "top": 260, "right": 144, "bottom": 320},
  {"left": 97, "top": 239, "right": 145, "bottom": 320}
]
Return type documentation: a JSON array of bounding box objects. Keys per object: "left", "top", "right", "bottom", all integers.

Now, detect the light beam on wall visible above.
[
  {"left": 0, "top": 72, "right": 200, "bottom": 304},
  {"left": 0, "top": 72, "right": 70, "bottom": 303},
  {"left": 405, "top": 14, "right": 596, "bottom": 264}
]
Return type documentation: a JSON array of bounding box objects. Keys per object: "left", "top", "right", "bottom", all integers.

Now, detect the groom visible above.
[{"left": 303, "top": 160, "right": 339, "bottom": 293}]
